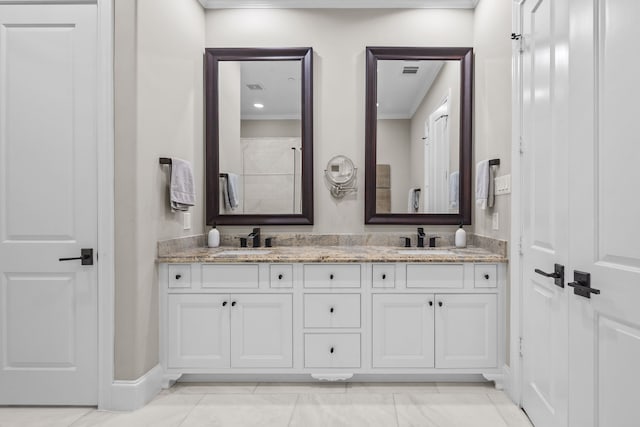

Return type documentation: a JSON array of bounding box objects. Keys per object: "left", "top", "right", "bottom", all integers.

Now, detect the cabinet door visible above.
[
  {"left": 434, "top": 294, "right": 497, "bottom": 368},
  {"left": 230, "top": 294, "right": 293, "bottom": 368},
  {"left": 168, "top": 294, "right": 230, "bottom": 369},
  {"left": 372, "top": 294, "right": 435, "bottom": 368}
]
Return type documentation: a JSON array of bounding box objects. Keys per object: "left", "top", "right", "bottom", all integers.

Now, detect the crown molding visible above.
[{"left": 198, "top": 0, "right": 479, "bottom": 9}]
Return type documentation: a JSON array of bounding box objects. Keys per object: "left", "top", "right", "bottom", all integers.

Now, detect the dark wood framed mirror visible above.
[
  {"left": 364, "top": 46, "right": 473, "bottom": 225},
  {"left": 205, "top": 47, "right": 313, "bottom": 225}
]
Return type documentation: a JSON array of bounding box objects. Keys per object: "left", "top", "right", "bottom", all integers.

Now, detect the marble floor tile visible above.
[
  {"left": 172, "top": 382, "right": 258, "bottom": 394},
  {"left": 436, "top": 381, "right": 499, "bottom": 393},
  {"left": 289, "top": 393, "right": 398, "bottom": 427},
  {"left": 254, "top": 382, "right": 347, "bottom": 394},
  {"left": 179, "top": 393, "right": 298, "bottom": 427},
  {"left": 68, "top": 393, "right": 203, "bottom": 427},
  {"left": 488, "top": 393, "right": 534, "bottom": 427},
  {"left": 394, "top": 393, "right": 509, "bottom": 427},
  {"left": 346, "top": 382, "right": 438, "bottom": 394},
  {"left": 0, "top": 407, "right": 92, "bottom": 427}
]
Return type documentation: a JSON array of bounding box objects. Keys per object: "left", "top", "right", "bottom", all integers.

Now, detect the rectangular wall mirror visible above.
[
  {"left": 364, "top": 46, "right": 473, "bottom": 225},
  {"left": 205, "top": 47, "right": 314, "bottom": 225}
]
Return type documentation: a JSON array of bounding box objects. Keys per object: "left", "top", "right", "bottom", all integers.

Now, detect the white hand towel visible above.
[
  {"left": 226, "top": 173, "right": 239, "bottom": 210},
  {"left": 476, "top": 160, "right": 489, "bottom": 210},
  {"left": 449, "top": 171, "right": 459, "bottom": 209},
  {"left": 407, "top": 187, "right": 420, "bottom": 213},
  {"left": 170, "top": 158, "right": 195, "bottom": 212}
]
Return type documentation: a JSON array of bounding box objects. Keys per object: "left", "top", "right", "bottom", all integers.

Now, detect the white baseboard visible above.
[{"left": 105, "top": 364, "right": 163, "bottom": 411}]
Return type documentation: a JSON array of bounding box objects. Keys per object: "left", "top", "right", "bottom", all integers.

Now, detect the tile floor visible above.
[{"left": 0, "top": 382, "right": 533, "bottom": 427}]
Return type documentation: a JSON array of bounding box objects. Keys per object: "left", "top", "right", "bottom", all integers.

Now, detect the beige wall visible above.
[
  {"left": 376, "top": 119, "right": 411, "bottom": 212},
  {"left": 205, "top": 8, "right": 474, "bottom": 235},
  {"left": 473, "top": 0, "right": 512, "bottom": 240},
  {"left": 241, "top": 120, "right": 301, "bottom": 138},
  {"left": 114, "top": 0, "right": 205, "bottom": 380}
]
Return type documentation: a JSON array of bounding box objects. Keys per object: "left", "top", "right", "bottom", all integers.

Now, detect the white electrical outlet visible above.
[
  {"left": 494, "top": 174, "right": 511, "bottom": 195},
  {"left": 183, "top": 212, "right": 191, "bottom": 230},
  {"left": 492, "top": 212, "right": 499, "bottom": 230}
]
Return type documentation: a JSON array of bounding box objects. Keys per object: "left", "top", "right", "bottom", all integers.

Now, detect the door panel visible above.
[
  {"left": 521, "top": 0, "right": 569, "bottom": 425},
  {"left": 568, "top": 0, "right": 640, "bottom": 425},
  {"left": 372, "top": 294, "right": 435, "bottom": 368},
  {"left": 0, "top": 4, "right": 98, "bottom": 405},
  {"left": 230, "top": 294, "right": 292, "bottom": 368}
]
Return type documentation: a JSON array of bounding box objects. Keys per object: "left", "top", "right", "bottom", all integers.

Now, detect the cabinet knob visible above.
[
  {"left": 222, "top": 301, "right": 228, "bottom": 307},
  {"left": 484, "top": 274, "right": 490, "bottom": 280},
  {"left": 175, "top": 274, "right": 182, "bottom": 280},
  {"left": 278, "top": 274, "right": 283, "bottom": 280},
  {"left": 438, "top": 301, "right": 443, "bottom": 307},
  {"left": 330, "top": 347, "right": 335, "bottom": 354},
  {"left": 330, "top": 307, "right": 335, "bottom": 313},
  {"left": 231, "top": 301, "right": 237, "bottom": 307},
  {"left": 329, "top": 274, "right": 334, "bottom": 280},
  {"left": 428, "top": 301, "right": 433, "bottom": 307},
  {"left": 382, "top": 274, "right": 386, "bottom": 280}
]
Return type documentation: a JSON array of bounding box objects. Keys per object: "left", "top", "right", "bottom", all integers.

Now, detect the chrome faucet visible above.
[
  {"left": 248, "top": 227, "right": 261, "bottom": 248},
  {"left": 417, "top": 227, "right": 426, "bottom": 248}
]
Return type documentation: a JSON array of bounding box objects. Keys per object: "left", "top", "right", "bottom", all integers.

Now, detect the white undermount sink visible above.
[
  {"left": 396, "top": 249, "right": 455, "bottom": 255},
  {"left": 215, "top": 250, "right": 272, "bottom": 256}
]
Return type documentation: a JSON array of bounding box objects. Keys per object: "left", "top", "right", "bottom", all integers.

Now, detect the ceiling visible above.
[
  {"left": 199, "top": 0, "right": 479, "bottom": 9},
  {"left": 239, "top": 61, "right": 301, "bottom": 120}
]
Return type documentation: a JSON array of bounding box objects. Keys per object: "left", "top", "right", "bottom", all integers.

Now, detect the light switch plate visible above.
[
  {"left": 494, "top": 174, "right": 511, "bottom": 195},
  {"left": 183, "top": 212, "right": 191, "bottom": 230},
  {"left": 492, "top": 212, "right": 499, "bottom": 230}
]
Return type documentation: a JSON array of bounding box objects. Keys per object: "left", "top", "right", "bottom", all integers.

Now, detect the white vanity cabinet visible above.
[{"left": 159, "top": 260, "right": 506, "bottom": 386}]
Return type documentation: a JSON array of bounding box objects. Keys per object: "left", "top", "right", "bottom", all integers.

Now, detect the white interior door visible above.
[
  {"left": 0, "top": 4, "right": 98, "bottom": 405},
  {"left": 520, "top": 0, "right": 570, "bottom": 425},
  {"left": 568, "top": 1, "right": 640, "bottom": 425}
]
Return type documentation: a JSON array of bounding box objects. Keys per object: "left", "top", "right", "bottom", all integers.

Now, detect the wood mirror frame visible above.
[
  {"left": 364, "top": 46, "right": 473, "bottom": 225},
  {"left": 205, "top": 47, "right": 314, "bottom": 225}
]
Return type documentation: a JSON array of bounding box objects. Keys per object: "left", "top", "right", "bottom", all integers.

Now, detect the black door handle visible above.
[
  {"left": 534, "top": 263, "right": 565, "bottom": 288},
  {"left": 428, "top": 301, "right": 433, "bottom": 307},
  {"left": 568, "top": 270, "right": 600, "bottom": 299},
  {"left": 59, "top": 248, "right": 93, "bottom": 266}
]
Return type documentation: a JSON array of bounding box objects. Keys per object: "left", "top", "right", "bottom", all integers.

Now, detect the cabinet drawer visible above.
[
  {"left": 168, "top": 264, "right": 191, "bottom": 288},
  {"left": 372, "top": 264, "right": 395, "bottom": 288},
  {"left": 303, "top": 264, "right": 361, "bottom": 288},
  {"left": 304, "top": 294, "right": 361, "bottom": 328},
  {"left": 474, "top": 264, "right": 497, "bottom": 288},
  {"left": 406, "top": 264, "right": 464, "bottom": 288},
  {"left": 201, "top": 264, "right": 259, "bottom": 288},
  {"left": 304, "top": 333, "right": 361, "bottom": 368},
  {"left": 270, "top": 264, "right": 293, "bottom": 288}
]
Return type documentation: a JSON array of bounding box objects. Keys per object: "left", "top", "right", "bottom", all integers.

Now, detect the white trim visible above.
[
  {"left": 508, "top": 0, "right": 524, "bottom": 407},
  {"left": 96, "top": 0, "right": 115, "bottom": 411},
  {"left": 109, "top": 365, "right": 163, "bottom": 412},
  {"left": 198, "top": 0, "right": 479, "bottom": 9}
]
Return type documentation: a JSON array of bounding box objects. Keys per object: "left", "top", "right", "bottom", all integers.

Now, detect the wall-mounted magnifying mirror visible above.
[
  {"left": 205, "top": 48, "right": 313, "bottom": 225},
  {"left": 365, "top": 47, "right": 473, "bottom": 225}
]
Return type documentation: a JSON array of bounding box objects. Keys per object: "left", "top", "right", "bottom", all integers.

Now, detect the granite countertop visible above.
[{"left": 157, "top": 245, "right": 507, "bottom": 264}]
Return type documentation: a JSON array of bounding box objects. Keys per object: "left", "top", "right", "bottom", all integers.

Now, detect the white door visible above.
[
  {"left": 167, "top": 294, "right": 230, "bottom": 369},
  {"left": 520, "top": 0, "right": 570, "bottom": 425},
  {"left": 434, "top": 294, "right": 497, "bottom": 369},
  {"left": 372, "top": 294, "right": 434, "bottom": 368},
  {"left": 230, "top": 294, "right": 292, "bottom": 368},
  {"left": 568, "top": 1, "right": 640, "bottom": 425},
  {"left": 0, "top": 4, "right": 98, "bottom": 405}
]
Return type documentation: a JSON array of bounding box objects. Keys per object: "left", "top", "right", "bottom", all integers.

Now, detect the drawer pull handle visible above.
[
  {"left": 484, "top": 274, "right": 490, "bottom": 280},
  {"left": 438, "top": 301, "right": 443, "bottom": 307},
  {"left": 222, "top": 301, "right": 228, "bottom": 307},
  {"left": 382, "top": 274, "right": 386, "bottom": 280},
  {"left": 175, "top": 274, "right": 182, "bottom": 280},
  {"left": 330, "top": 347, "right": 335, "bottom": 354},
  {"left": 231, "top": 301, "right": 237, "bottom": 307},
  {"left": 278, "top": 274, "right": 283, "bottom": 280},
  {"left": 329, "top": 274, "right": 334, "bottom": 280},
  {"left": 330, "top": 307, "right": 335, "bottom": 313},
  {"left": 428, "top": 301, "right": 433, "bottom": 306}
]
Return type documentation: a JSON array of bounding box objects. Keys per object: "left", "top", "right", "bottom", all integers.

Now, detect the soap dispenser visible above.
[
  {"left": 455, "top": 224, "right": 466, "bottom": 248},
  {"left": 208, "top": 226, "right": 220, "bottom": 248}
]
